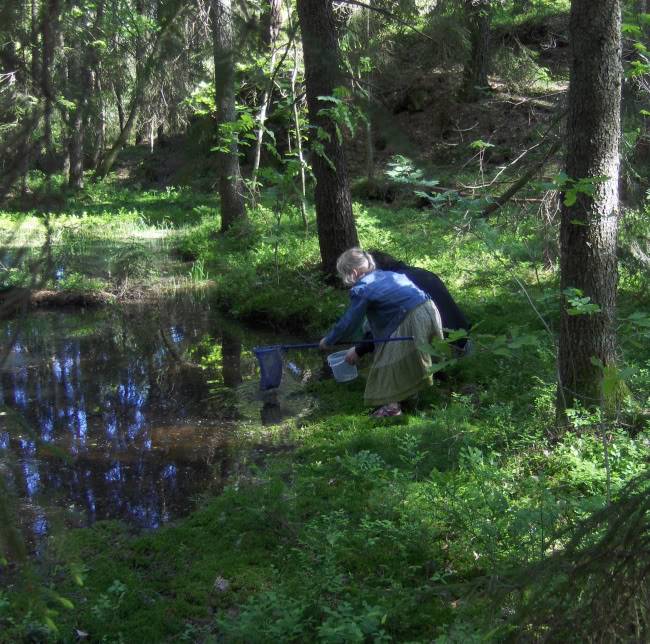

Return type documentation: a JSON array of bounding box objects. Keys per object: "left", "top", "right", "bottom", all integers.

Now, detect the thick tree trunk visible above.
[
  {"left": 297, "top": 0, "right": 358, "bottom": 276},
  {"left": 557, "top": 0, "right": 622, "bottom": 418},
  {"left": 461, "top": 0, "right": 491, "bottom": 102},
  {"left": 211, "top": 0, "right": 246, "bottom": 233}
]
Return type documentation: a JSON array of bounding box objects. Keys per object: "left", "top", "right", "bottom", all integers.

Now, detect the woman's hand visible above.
[
  {"left": 319, "top": 337, "right": 331, "bottom": 351},
  {"left": 344, "top": 348, "right": 359, "bottom": 365}
]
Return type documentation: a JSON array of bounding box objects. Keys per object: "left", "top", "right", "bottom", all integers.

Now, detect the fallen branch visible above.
[
  {"left": 336, "top": 0, "right": 435, "bottom": 43},
  {"left": 480, "top": 139, "right": 562, "bottom": 218}
]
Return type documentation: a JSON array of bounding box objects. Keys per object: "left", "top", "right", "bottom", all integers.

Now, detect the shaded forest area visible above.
[{"left": 2, "top": 0, "right": 650, "bottom": 641}]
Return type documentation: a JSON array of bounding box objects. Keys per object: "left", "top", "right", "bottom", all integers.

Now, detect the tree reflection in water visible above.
[
  {"left": 0, "top": 297, "right": 245, "bottom": 544},
  {"left": 0, "top": 295, "right": 318, "bottom": 549}
]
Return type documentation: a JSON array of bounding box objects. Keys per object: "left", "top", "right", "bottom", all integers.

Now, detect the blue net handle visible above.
[{"left": 280, "top": 336, "right": 413, "bottom": 350}]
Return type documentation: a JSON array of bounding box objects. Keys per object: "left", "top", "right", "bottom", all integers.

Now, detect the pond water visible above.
[{"left": 0, "top": 292, "right": 326, "bottom": 547}]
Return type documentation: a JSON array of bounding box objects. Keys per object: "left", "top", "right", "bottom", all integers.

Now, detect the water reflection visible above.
[
  {"left": 0, "top": 299, "right": 229, "bottom": 542},
  {"left": 0, "top": 296, "right": 319, "bottom": 547}
]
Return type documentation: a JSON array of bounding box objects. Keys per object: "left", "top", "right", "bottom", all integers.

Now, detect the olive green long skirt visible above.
[{"left": 364, "top": 300, "right": 443, "bottom": 406}]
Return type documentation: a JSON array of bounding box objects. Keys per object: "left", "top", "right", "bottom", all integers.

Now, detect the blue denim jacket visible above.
[{"left": 324, "top": 270, "right": 428, "bottom": 345}]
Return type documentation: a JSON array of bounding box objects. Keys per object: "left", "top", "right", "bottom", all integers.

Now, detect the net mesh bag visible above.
[{"left": 253, "top": 346, "right": 284, "bottom": 390}]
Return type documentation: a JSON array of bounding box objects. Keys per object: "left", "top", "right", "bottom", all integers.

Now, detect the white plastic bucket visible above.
[{"left": 327, "top": 350, "right": 358, "bottom": 382}]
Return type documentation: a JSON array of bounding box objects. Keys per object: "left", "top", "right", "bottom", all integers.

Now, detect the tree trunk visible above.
[
  {"left": 30, "top": 0, "right": 40, "bottom": 91},
  {"left": 297, "top": 0, "right": 358, "bottom": 276},
  {"left": 364, "top": 2, "right": 374, "bottom": 182},
  {"left": 67, "top": 34, "right": 88, "bottom": 189},
  {"left": 133, "top": 0, "right": 145, "bottom": 147},
  {"left": 68, "top": 107, "right": 84, "bottom": 188},
  {"left": 89, "top": 71, "right": 106, "bottom": 169},
  {"left": 211, "top": 0, "right": 246, "bottom": 233},
  {"left": 114, "top": 81, "right": 125, "bottom": 132},
  {"left": 557, "top": 0, "right": 622, "bottom": 419},
  {"left": 41, "top": 0, "right": 61, "bottom": 176},
  {"left": 461, "top": 0, "right": 491, "bottom": 102},
  {"left": 87, "top": 0, "right": 105, "bottom": 170},
  {"left": 285, "top": 0, "right": 308, "bottom": 230},
  {"left": 251, "top": 0, "right": 283, "bottom": 195},
  {"left": 291, "top": 39, "right": 308, "bottom": 230}
]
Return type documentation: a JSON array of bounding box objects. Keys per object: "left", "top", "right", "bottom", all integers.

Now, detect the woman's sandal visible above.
[{"left": 372, "top": 404, "right": 402, "bottom": 417}]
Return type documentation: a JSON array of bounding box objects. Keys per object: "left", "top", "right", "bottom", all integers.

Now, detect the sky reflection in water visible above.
[{"left": 0, "top": 297, "right": 284, "bottom": 542}]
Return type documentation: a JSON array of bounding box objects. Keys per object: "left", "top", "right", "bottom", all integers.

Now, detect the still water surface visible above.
[{"left": 0, "top": 293, "right": 321, "bottom": 546}]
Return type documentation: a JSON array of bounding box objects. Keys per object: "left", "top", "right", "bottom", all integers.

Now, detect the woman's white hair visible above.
[{"left": 336, "top": 247, "right": 376, "bottom": 286}]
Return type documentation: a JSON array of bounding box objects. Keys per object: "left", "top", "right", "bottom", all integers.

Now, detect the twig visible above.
[
  {"left": 335, "top": 0, "right": 435, "bottom": 43},
  {"left": 480, "top": 139, "right": 561, "bottom": 219},
  {"left": 461, "top": 141, "right": 546, "bottom": 190}
]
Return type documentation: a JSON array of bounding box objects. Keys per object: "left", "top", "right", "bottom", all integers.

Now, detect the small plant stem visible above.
[
  {"left": 600, "top": 390, "right": 612, "bottom": 504},
  {"left": 286, "top": 0, "right": 308, "bottom": 231}
]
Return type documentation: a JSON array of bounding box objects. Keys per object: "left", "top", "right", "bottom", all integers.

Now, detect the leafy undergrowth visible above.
[{"left": 2, "top": 184, "right": 650, "bottom": 641}]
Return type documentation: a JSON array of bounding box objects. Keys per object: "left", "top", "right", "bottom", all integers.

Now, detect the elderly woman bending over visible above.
[{"left": 319, "top": 248, "right": 443, "bottom": 417}]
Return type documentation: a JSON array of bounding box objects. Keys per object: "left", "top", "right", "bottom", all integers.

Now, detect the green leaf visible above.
[
  {"left": 622, "top": 23, "right": 642, "bottom": 37},
  {"left": 429, "top": 359, "right": 455, "bottom": 374},
  {"left": 627, "top": 311, "right": 650, "bottom": 327},
  {"left": 44, "top": 617, "right": 59, "bottom": 633},
  {"left": 564, "top": 288, "right": 601, "bottom": 316},
  {"left": 54, "top": 595, "right": 75, "bottom": 610},
  {"left": 626, "top": 59, "right": 650, "bottom": 78},
  {"left": 446, "top": 328, "right": 469, "bottom": 342},
  {"left": 590, "top": 356, "right": 604, "bottom": 369},
  {"left": 470, "top": 139, "right": 494, "bottom": 150},
  {"left": 563, "top": 190, "right": 577, "bottom": 207}
]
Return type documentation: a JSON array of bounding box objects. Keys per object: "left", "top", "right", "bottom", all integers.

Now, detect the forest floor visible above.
[{"left": 1, "top": 184, "right": 650, "bottom": 642}]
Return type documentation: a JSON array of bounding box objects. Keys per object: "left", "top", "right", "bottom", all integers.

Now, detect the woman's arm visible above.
[{"left": 321, "top": 292, "right": 369, "bottom": 348}]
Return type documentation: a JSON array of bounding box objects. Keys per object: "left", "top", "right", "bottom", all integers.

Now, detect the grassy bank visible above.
[{"left": 1, "top": 186, "right": 650, "bottom": 641}]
